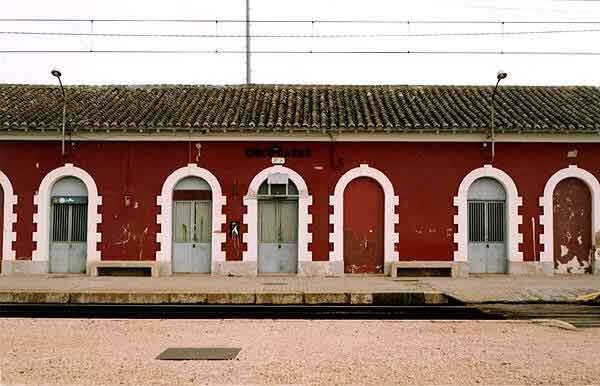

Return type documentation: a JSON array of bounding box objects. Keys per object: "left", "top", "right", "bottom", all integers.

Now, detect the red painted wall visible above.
[
  {"left": 0, "top": 185, "right": 3, "bottom": 267},
  {"left": 0, "top": 140, "right": 598, "bottom": 262}
]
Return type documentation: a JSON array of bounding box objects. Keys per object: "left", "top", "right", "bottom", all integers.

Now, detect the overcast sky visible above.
[{"left": 1, "top": 0, "right": 600, "bottom": 85}]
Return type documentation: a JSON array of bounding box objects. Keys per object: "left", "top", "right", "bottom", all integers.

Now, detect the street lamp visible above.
[
  {"left": 490, "top": 71, "right": 507, "bottom": 162},
  {"left": 51, "top": 69, "right": 67, "bottom": 157}
]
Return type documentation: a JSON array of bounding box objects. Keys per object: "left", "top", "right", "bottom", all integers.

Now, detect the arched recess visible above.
[
  {"left": 156, "top": 164, "right": 226, "bottom": 270},
  {"left": 0, "top": 171, "right": 18, "bottom": 261},
  {"left": 243, "top": 165, "right": 312, "bottom": 265},
  {"left": 32, "top": 163, "right": 102, "bottom": 264},
  {"left": 539, "top": 165, "right": 600, "bottom": 267},
  {"left": 329, "top": 164, "right": 399, "bottom": 267},
  {"left": 454, "top": 164, "right": 523, "bottom": 264}
]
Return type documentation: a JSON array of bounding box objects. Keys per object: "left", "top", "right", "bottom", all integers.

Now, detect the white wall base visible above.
[
  {"left": 212, "top": 261, "right": 258, "bottom": 276},
  {"left": 452, "top": 262, "right": 470, "bottom": 278},
  {"left": 2, "top": 260, "right": 49, "bottom": 275},
  {"left": 298, "top": 261, "right": 343, "bottom": 277},
  {"left": 508, "top": 261, "right": 553, "bottom": 276}
]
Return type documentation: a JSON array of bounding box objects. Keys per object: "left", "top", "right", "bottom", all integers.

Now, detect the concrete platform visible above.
[
  {"left": 0, "top": 275, "right": 597, "bottom": 305},
  {"left": 0, "top": 276, "right": 452, "bottom": 305},
  {"left": 422, "top": 275, "right": 600, "bottom": 303}
]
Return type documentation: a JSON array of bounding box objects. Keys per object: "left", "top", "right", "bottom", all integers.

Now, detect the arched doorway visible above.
[
  {"left": 257, "top": 173, "right": 299, "bottom": 274},
  {"left": 467, "top": 177, "right": 507, "bottom": 274},
  {"left": 156, "top": 164, "right": 226, "bottom": 275},
  {"left": 49, "top": 177, "right": 88, "bottom": 273},
  {"left": 0, "top": 185, "right": 3, "bottom": 272},
  {"left": 343, "top": 177, "right": 384, "bottom": 273},
  {"left": 172, "top": 176, "right": 212, "bottom": 273},
  {"left": 553, "top": 177, "right": 592, "bottom": 274}
]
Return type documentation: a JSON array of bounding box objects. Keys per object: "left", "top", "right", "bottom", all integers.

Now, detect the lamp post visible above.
[
  {"left": 490, "top": 71, "right": 507, "bottom": 162},
  {"left": 51, "top": 69, "right": 66, "bottom": 157}
]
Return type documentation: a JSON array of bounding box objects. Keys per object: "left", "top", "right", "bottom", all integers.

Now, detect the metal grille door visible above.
[
  {"left": 172, "top": 200, "right": 212, "bottom": 273},
  {"left": 258, "top": 199, "right": 298, "bottom": 274},
  {"left": 468, "top": 200, "right": 506, "bottom": 273},
  {"left": 50, "top": 198, "right": 88, "bottom": 273}
]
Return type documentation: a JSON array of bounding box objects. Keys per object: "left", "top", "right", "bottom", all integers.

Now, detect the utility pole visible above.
[{"left": 245, "top": 0, "right": 251, "bottom": 84}]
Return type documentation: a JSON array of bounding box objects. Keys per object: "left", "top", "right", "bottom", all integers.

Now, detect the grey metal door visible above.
[
  {"left": 468, "top": 200, "right": 506, "bottom": 273},
  {"left": 50, "top": 197, "right": 87, "bottom": 273},
  {"left": 172, "top": 200, "right": 212, "bottom": 273},
  {"left": 258, "top": 199, "right": 298, "bottom": 274}
]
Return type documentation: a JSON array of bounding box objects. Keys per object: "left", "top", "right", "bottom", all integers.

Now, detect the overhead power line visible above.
[
  {"left": 1, "top": 28, "right": 600, "bottom": 39},
  {"left": 1, "top": 18, "right": 600, "bottom": 24},
  {"left": 1, "top": 49, "right": 600, "bottom": 55}
]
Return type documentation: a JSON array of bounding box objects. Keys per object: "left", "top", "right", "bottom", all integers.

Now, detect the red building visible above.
[{"left": 0, "top": 84, "right": 599, "bottom": 276}]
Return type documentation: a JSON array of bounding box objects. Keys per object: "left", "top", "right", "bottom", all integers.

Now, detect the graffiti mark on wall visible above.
[{"left": 113, "top": 224, "right": 150, "bottom": 260}]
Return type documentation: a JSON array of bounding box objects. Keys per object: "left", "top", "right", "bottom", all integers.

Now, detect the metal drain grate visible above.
[{"left": 156, "top": 347, "right": 241, "bottom": 361}]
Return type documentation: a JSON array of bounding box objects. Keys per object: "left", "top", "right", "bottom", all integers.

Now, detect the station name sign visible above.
[
  {"left": 246, "top": 146, "right": 312, "bottom": 158},
  {"left": 51, "top": 196, "right": 88, "bottom": 204}
]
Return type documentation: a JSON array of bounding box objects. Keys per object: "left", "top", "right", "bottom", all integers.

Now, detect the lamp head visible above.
[
  {"left": 51, "top": 69, "right": 62, "bottom": 78},
  {"left": 497, "top": 71, "right": 508, "bottom": 81}
]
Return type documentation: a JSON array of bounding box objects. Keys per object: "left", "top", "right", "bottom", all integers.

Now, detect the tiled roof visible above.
[{"left": 1, "top": 84, "right": 599, "bottom": 134}]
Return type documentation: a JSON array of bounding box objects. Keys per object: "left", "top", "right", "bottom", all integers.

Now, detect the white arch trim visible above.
[
  {"left": 156, "top": 164, "right": 227, "bottom": 266},
  {"left": 32, "top": 163, "right": 102, "bottom": 263},
  {"left": 243, "top": 165, "right": 312, "bottom": 263},
  {"left": 0, "top": 171, "right": 17, "bottom": 260},
  {"left": 539, "top": 165, "right": 600, "bottom": 264},
  {"left": 454, "top": 164, "right": 523, "bottom": 263},
  {"left": 329, "top": 164, "right": 399, "bottom": 264}
]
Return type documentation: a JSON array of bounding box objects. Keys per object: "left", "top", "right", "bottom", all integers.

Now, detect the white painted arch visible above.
[
  {"left": 539, "top": 165, "right": 600, "bottom": 264},
  {"left": 243, "top": 165, "right": 312, "bottom": 264},
  {"left": 329, "top": 164, "right": 399, "bottom": 265},
  {"left": 454, "top": 164, "right": 523, "bottom": 263},
  {"left": 0, "top": 170, "right": 17, "bottom": 261},
  {"left": 32, "top": 163, "right": 102, "bottom": 263},
  {"left": 156, "top": 164, "right": 227, "bottom": 269}
]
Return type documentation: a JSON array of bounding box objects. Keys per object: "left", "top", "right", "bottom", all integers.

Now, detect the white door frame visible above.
[
  {"left": 0, "top": 170, "right": 17, "bottom": 261},
  {"left": 329, "top": 164, "right": 399, "bottom": 266},
  {"left": 454, "top": 164, "right": 523, "bottom": 265},
  {"left": 539, "top": 165, "right": 600, "bottom": 266},
  {"left": 243, "top": 165, "right": 312, "bottom": 267},
  {"left": 32, "top": 163, "right": 102, "bottom": 265},
  {"left": 156, "top": 163, "right": 226, "bottom": 272}
]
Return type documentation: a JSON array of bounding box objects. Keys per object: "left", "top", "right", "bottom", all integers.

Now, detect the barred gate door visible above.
[
  {"left": 50, "top": 196, "right": 88, "bottom": 273},
  {"left": 172, "top": 200, "right": 212, "bottom": 273},
  {"left": 467, "top": 178, "right": 507, "bottom": 274}
]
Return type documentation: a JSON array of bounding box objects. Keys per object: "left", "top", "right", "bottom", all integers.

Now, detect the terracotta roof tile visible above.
[{"left": 1, "top": 84, "right": 599, "bottom": 134}]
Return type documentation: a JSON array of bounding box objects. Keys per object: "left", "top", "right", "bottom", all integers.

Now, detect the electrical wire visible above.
[
  {"left": 1, "top": 28, "right": 600, "bottom": 38},
  {"left": 1, "top": 49, "right": 599, "bottom": 55},
  {"left": 1, "top": 18, "right": 600, "bottom": 24}
]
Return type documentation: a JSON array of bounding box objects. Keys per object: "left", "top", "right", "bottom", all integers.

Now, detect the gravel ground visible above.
[{"left": 0, "top": 319, "right": 599, "bottom": 385}]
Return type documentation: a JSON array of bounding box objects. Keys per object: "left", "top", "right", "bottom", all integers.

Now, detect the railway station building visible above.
[{"left": 0, "top": 84, "right": 599, "bottom": 277}]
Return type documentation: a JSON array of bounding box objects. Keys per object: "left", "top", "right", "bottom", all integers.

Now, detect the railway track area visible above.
[{"left": 1, "top": 303, "right": 599, "bottom": 328}]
